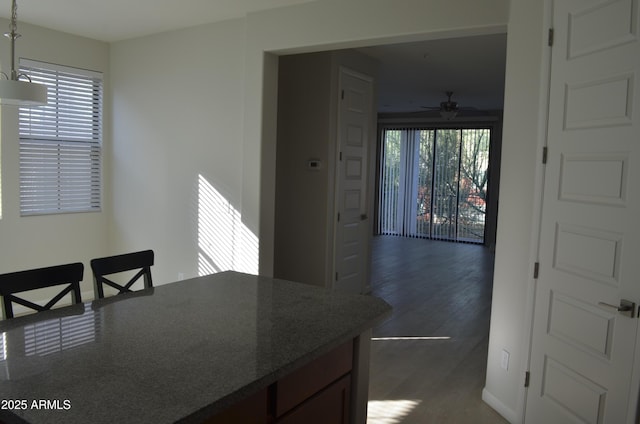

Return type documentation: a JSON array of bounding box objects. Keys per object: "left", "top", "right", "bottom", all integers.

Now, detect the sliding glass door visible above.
[
  {"left": 457, "top": 129, "right": 490, "bottom": 242},
  {"left": 377, "top": 127, "right": 490, "bottom": 244}
]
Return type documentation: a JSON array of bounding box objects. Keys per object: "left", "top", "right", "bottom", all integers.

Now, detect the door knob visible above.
[
  {"left": 360, "top": 214, "right": 368, "bottom": 221},
  {"left": 598, "top": 299, "right": 636, "bottom": 318}
]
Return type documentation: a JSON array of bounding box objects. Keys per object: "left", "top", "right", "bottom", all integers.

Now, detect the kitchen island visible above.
[{"left": 0, "top": 271, "right": 390, "bottom": 424}]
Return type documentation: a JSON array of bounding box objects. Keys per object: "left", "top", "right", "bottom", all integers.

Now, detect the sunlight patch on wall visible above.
[
  {"left": 197, "top": 174, "right": 258, "bottom": 276},
  {"left": 0, "top": 118, "right": 2, "bottom": 220},
  {"left": 368, "top": 399, "right": 421, "bottom": 424}
]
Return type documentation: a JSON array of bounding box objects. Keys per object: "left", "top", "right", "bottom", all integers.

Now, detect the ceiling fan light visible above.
[
  {"left": 440, "top": 109, "right": 458, "bottom": 120},
  {"left": 439, "top": 91, "right": 459, "bottom": 119},
  {"left": 0, "top": 79, "right": 48, "bottom": 105}
]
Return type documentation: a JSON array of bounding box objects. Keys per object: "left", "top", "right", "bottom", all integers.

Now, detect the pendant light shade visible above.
[
  {"left": 0, "top": 0, "right": 47, "bottom": 106},
  {"left": 0, "top": 78, "right": 47, "bottom": 105}
]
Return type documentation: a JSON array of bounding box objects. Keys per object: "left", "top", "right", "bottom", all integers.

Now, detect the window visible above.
[
  {"left": 19, "top": 60, "right": 103, "bottom": 216},
  {"left": 377, "top": 127, "right": 491, "bottom": 244}
]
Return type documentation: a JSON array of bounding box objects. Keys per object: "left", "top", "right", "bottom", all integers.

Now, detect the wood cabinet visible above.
[
  {"left": 204, "top": 388, "right": 269, "bottom": 424},
  {"left": 206, "top": 340, "right": 354, "bottom": 424},
  {"left": 276, "top": 375, "right": 351, "bottom": 424},
  {"left": 276, "top": 341, "right": 352, "bottom": 423}
]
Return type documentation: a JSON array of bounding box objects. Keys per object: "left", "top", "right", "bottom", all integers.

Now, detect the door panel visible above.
[
  {"left": 566, "top": 0, "right": 636, "bottom": 59},
  {"left": 547, "top": 291, "right": 614, "bottom": 359},
  {"left": 558, "top": 153, "right": 628, "bottom": 205},
  {"left": 334, "top": 68, "right": 373, "bottom": 294},
  {"left": 526, "top": 0, "right": 640, "bottom": 422}
]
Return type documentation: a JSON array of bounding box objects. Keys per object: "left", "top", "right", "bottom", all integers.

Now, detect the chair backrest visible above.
[
  {"left": 0, "top": 262, "right": 84, "bottom": 319},
  {"left": 91, "top": 250, "right": 154, "bottom": 299}
]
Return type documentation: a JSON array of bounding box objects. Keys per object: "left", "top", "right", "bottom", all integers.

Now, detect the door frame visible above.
[{"left": 516, "top": 0, "right": 554, "bottom": 420}]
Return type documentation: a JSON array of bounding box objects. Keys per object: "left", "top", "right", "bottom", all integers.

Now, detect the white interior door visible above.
[
  {"left": 334, "top": 67, "right": 373, "bottom": 294},
  {"left": 526, "top": 0, "right": 640, "bottom": 422}
]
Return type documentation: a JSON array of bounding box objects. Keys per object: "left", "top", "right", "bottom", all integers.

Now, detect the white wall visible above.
[
  {"left": 483, "top": 0, "right": 548, "bottom": 421},
  {"left": 0, "top": 20, "right": 110, "bottom": 299},
  {"left": 110, "top": 19, "right": 253, "bottom": 284},
  {"left": 274, "top": 52, "right": 333, "bottom": 287}
]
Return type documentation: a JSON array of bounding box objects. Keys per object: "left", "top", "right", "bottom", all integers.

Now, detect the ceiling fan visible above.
[{"left": 421, "top": 91, "right": 469, "bottom": 120}]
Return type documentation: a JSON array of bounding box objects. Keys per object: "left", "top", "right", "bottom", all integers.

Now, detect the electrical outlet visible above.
[{"left": 501, "top": 349, "right": 510, "bottom": 370}]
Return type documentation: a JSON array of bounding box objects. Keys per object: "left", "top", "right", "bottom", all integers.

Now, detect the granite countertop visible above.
[{"left": 0, "top": 271, "right": 391, "bottom": 424}]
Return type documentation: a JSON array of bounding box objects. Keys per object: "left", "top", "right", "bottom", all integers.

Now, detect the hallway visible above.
[{"left": 367, "top": 236, "right": 508, "bottom": 423}]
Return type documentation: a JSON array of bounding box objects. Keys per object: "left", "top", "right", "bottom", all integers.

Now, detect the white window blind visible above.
[{"left": 19, "top": 60, "right": 103, "bottom": 216}]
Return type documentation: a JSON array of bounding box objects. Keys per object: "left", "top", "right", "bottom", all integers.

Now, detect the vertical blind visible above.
[
  {"left": 19, "top": 60, "right": 103, "bottom": 216},
  {"left": 377, "top": 127, "right": 490, "bottom": 244}
]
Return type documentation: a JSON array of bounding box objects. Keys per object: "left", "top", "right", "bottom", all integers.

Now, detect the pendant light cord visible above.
[{"left": 2, "top": 0, "right": 29, "bottom": 82}]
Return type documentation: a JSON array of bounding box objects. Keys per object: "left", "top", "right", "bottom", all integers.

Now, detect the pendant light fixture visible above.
[{"left": 0, "top": 0, "right": 47, "bottom": 106}]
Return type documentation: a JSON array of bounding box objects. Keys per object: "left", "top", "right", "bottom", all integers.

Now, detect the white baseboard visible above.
[{"left": 482, "top": 388, "right": 520, "bottom": 424}]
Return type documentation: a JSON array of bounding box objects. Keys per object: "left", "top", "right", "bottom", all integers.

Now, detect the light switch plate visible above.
[{"left": 501, "top": 349, "right": 510, "bottom": 370}]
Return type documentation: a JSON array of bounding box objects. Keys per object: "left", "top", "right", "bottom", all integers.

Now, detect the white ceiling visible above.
[
  {"left": 357, "top": 33, "right": 507, "bottom": 114},
  {"left": 0, "top": 0, "right": 315, "bottom": 42},
  {"left": 0, "top": 1, "right": 507, "bottom": 114}
]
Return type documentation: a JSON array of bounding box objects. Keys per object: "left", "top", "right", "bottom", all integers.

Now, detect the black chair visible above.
[
  {"left": 0, "top": 263, "right": 84, "bottom": 319},
  {"left": 91, "top": 250, "right": 154, "bottom": 299}
]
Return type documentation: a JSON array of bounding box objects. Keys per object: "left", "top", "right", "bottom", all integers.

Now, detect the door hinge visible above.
[
  {"left": 525, "top": 371, "right": 530, "bottom": 388},
  {"left": 548, "top": 28, "right": 554, "bottom": 47},
  {"left": 339, "top": 151, "right": 343, "bottom": 161},
  {"left": 335, "top": 272, "right": 339, "bottom": 281},
  {"left": 337, "top": 212, "right": 341, "bottom": 222},
  {"left": 542, "top": 147, "right": 548, "bottom": 164},
  {"left": 341, "top": 89, "right": 345, "bottom": 100},
  {"left": 533, "top": 262, "right": 540, "bottom": 279}
]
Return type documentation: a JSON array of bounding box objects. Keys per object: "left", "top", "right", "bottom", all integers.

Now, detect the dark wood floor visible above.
[{"left": 367, "top": 235, "right": 508, "bottom": 424}]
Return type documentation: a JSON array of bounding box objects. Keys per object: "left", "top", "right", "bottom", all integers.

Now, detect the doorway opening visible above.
[
  {"left": 271, "top": 32, "right": 507, "bottom": 422},
  {"left": 273, "top": 33, "right": 506, "bottom": 289}
]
